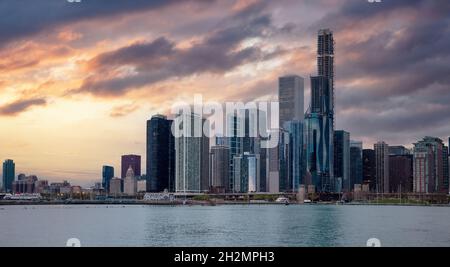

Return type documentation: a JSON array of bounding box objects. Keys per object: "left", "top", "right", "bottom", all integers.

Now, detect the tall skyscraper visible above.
[
  {"left": 334, "top": 131, "right": 350, "bottom": 192},
  {"left": 2, "top": 159, "right": 15, "bottom": 193},
  {"left": 284, "top": 120, "right": 305, "bottom": 192},
  {"left": 175, "top": 113, "right": 210, "bottom": 193},
  {"left": 225, "top": 108, "right": 267, "bottom": 192},
  {"left": 278, "top": 129, "right": 291, "bottom": 192},
  {"left": 375, "top": 141, "right": 390, "bottom": 193},
  {"left": 278, "top": 75, "right": 304, "bottom": 127},
  {"left": 413, "top": 137, "right": 445, "bottom": 193},
  {"left": 350, "top": 141, "right": 363, "bottom": 189},
  {"left": 305, "top": 29, "right": 335, "bottom": 193},
  {"left": 233, "top": 153, "right": 260, "bottom": 193},
  {"left": 209, "top": 146, "right": 230, "bottom": 193},
  {"left": 146, "top": 114, "right": 175, "bottom": 192},
  {"left": 102, "top": 165, "right": 114, "bottom": 192},
  {"left": 121, "top": 155, "right": 141, "bottom": 179},
  {"left": 363, "top": 149, "right": 376, "bottom": 191},
  {"left": 317, "top": 28, "right": 335, "bottom": 90},
  {"left": 443, "top": 145, "right": 449, "bottom": 194},
  {"left": 389, "top": 155, "right": 413, "bottom": 193}
]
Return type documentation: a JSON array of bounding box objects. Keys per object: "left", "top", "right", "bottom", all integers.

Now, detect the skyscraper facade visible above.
[
  {"left": 363, "top": 149, "right": 376, "bottom": 191},
  {"left": 146, "top": 114, "right": 175, "bottom": 192},
  {"left": 2, "top": 159, "right": 15, "bottom": 193},
  {"left": 350, "top": 141, "right": 363, "bottom": 189},
  {"left": 233, "top": 153, "right": 260, "bottom": 193},
  {"left": 209, "top": 145, "right": 230, "bottom": 193},
  {"left": 102, "top": 165, "right": 114, "bottom": 192},
  {"left": 175, "top": 113, "right": 210, "bottom": 193},
  {"left": 443, "top": 145, "right": 449, "bottom": 194},
  {"left": 389, "top": 146, "right": 410, "bottom": 156},
  {"left": 413, "top": 137, "right": 445, "bottom": 193},
  {"left": 278, "top": 75, "right": 304, "bottom": 127},
  {"left": 278, "top": 129, "right": 291, "bottom": 192},
  {"left": 109, "top": 178, "right": 122, "bottom": 196},
  {"left": 374, "top": 142, "right": 390, "bottom": 193},
  {"left": 284, "top": 120, "right": 305, "bottom": 192},
  {"left": 305, "top": 29, "right": 335, "bottom": 193},
  {"left": 389, "top": 155, "right": 413, "bottom": 193},
  {"left": 121, "top": 155, "right": 141, "bottom": 179},
  {"left": 123, "top": 166, "right": 137, "bottom": 196},
  {"left": 334, "top": 131, "right": 350, "bottom": 192}
]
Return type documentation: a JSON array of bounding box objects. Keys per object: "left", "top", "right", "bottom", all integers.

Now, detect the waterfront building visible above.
[
  {"left": 224, "top": 108, "right": 267, "bottom": 192},
  {"left": 146, "top": 114, "right": 175, "bottom": 192},
  {"left": 209, "top": 145, "right": 230, "bottom": 193},
  {"left": 443, "top": 145, "right": 449, "bottom": 194},
  {"left": 283, "top": 120, "right": 305, "bottom": 192},
  {"left": 233, "top": 153, "right": 260, "bottom": 193},
  {"left": 175, "top": 113, "right": 210, "bottom": 193},
  {"left": 278, "top": 75, "right": 304, "bottom": 127},
  {"left": 350, "top": 141, "right": 363, "bottom": 190},
  {"left": 109, "top": 178, "right": 122, "bottom": 196},
  {"left": 375, "top": 141, "right": 390, "bottom": 193},
  {"left": 413, "top": 137, "right": 445, "bottom": 193},
  {"left": 12, "top": 175, "right": 38, "bottom": 194},
  {"left": 49, "top": 181, "right": 71, "bottom": 195},
  {"left": 2, "top": 159, "right": 15, "bottom": 193},
  {"left": 334, "top": 130, "right": 350, "bottom": 192},
  {"left": 137, "top": 179, "right": 147, "bottom": 193},
  {"left": 123, "top": 166, "right": 137, "bottom": 196},
  {"left": 35, "top": 180, "right": 49, "bottom": 194},
  {"left": 102, "top": 165, "right": 114, "bottom": 192},
  {"left": 305, "top": 110, "right": 334, "bottom": 192},
  {"left": 305, "top": 29, "right": 335, "bottom": 193},
  {"left": 389, "top": 155, "right": 413, "bottom": 193},
  {"left": 277, "top": 129, "right": 291, "bottom": 192},
  {"left": 363, "top": 149, "right": 376, "bottom": 191}
]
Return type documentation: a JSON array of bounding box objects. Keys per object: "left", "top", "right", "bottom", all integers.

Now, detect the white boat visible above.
[{"left": 275, "top": 197, "right": 289, "bottom": 204}]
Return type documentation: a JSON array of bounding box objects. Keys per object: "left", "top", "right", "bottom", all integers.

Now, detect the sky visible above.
[{"left": 0, "top": 0, "right": 449, "bottom": 186}]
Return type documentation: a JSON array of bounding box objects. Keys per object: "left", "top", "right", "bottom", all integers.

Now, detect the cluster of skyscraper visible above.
[
  {"left": 139, "top": 29, "right": 341, "bottom": 194},
  {"left": 2, "top": 29, "right": 449, "bottom": 197}
]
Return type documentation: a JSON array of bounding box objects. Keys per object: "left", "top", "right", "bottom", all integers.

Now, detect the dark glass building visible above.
[
  {"left": 362, "top": 149, "right": 376, "bottom": 191},
  {"left": 443, "top": 145, "right": 449, "bottom": 194},
  {"left": 209, "top": 145, "right": 230, "bottom": 193},
  {"left": 350, "top": 141, "right": 363, "bottom": 190},
  {"left": 305, "top": 29, "right": 335, "bottom": 193},
  {"left": 146, "top": 115, "right": 175, "bottom": 192},
  {"left": 389, "top": 155, "right": 413, "bottom": 193},
  {"left": 102, "top": 165, "right": 114, "bottom": 192},
  {"left": 334, "top": 130, "right": 350, "bottom": 192},
  {"left": 121, "top": 155, "right": 141, "bottom": 179},
  {"left": 2, "top": 159, "right": 15, "bottom": 193}
]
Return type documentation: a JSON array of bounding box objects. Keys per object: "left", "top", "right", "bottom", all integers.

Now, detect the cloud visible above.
[
  {"left": 0, "top": 98, "right": 47, "bottom": 116},
  {"left": 110, "top": 103, "right": 140, "bottom": 117},
  {"left": 324, "top": 0, "right": 450, "bottom": 145},
  {"left": 74, "top": 4, "right": 285, "bottom": 97},
  {"left": 0, "top": 0, "right": 195, "bottom": 44}
]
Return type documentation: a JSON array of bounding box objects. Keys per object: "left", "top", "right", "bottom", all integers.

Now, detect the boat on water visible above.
[{"left": 275, "top": 197, "right": 289, "bottom": 205}]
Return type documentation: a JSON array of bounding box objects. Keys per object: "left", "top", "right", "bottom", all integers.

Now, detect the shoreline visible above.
[{"left": 0, "top": 200, "right": 449, "bottom": 208}]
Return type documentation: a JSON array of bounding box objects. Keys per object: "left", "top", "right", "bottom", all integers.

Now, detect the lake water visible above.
[{"left": 0, "top": 204, "right": 449, "bottom": 247}]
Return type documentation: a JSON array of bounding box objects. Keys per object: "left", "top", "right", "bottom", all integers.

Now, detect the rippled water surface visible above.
[{"left": 0, "top": 204, "right": 449, "bottom": 247}]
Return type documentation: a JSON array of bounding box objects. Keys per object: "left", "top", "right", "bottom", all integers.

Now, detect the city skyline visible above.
[{"left": 1, "top": 0, "right": 450, "bottom": 185}]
